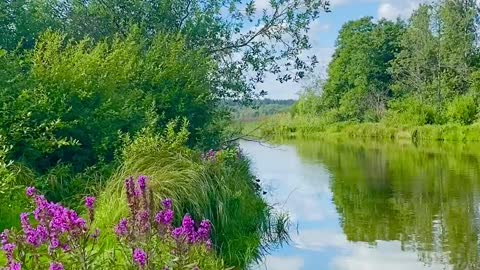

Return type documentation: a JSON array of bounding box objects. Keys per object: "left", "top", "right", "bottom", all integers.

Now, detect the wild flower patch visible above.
[{"left": 1, "top": 176, "right": 220, "bottom": 270}]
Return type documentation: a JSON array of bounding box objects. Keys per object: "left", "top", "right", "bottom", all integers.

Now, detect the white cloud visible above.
[
  {"left": 329, "top": 0, "right": 434, "bottom": 20},
  {"left": 377, "top": 0, "right": 432, "bottom": 20},
  {"left": 255, "top": 0, "right": 271, "bottom": 11},
  {"left": 292, "top": 230, "right": 349, "bottom": 251}
]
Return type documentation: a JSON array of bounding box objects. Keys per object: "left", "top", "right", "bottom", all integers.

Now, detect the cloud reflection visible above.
[{"left": 257, "top": 255, "right": 305, "bottom": 270}]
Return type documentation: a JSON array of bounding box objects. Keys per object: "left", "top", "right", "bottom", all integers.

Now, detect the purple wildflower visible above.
[
  {"left": 49, "top": 236, "right": 60, "bottom": 250},
  {"left": 155, "top": 209, "right": 174, "bottom": 226},
  {"left": 205, "top": 239, "right": 213, "bottom": 250},
  {"left": 85, "top": 197, "right": 96, "bottom": 211},
  {"left": 136, "top": 210, "right": 150, "bottom": 232},
  {"left": 25, "top": 187, "right": 36, "bottom": 197},
  {"left": 181, "top": 214, "right": 195, "bottom": 233},
  {"left": 2, "top": 243, "right": 15, "bottom": 262},
  {"left": 114, "top": 219, "right": 129, "bottom": 238},
  {"left": 137, "top": 176, "right": 148, "bottom": 192},
  {"left": 161, "top": 198, "right": 172, "bottom": 210},
  {"left": 202, "top": 149, "right": 217, "bottom": 161},
  {"left": 174, "top": 214, "right": 196, "bottom": 243},
  {"left": 197, "top": 220, "right": 211, "bottom": 242},
  {"left": 133, "top": 248, "right": 147, "bottom": 267},
  {"left": 9, "top": 262, "right": 21, "bottom": 270},
  {"left": 49, "top": 262, "right": 64, "bottom": 270},
  {"left": 1, "top": 230, "right": 9, "bottom": 246},
  {"left": 171, "top": 227, "right": 183, "bottom": 240},
  {"left": 125, "top": 177, "right": 136, "bottom": 201},
  {"left": 19, "top": 213, "right": 30, "bottom": 230}
]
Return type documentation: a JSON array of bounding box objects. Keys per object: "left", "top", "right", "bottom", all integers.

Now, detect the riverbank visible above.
[
  {"left": 256, "top": 114, "right": 480, "bottom": 143},
  {"left": 0, "top": 131, "right": 285, "bottom": 269}
]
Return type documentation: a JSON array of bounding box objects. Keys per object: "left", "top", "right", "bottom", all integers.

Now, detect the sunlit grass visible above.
[{"left": 94, "top": 133, "right": 288, "bottom": 268}]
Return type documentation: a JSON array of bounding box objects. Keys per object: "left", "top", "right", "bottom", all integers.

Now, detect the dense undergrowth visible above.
[
  {"left": 1, "top": 126, "right": 288, "bottom": 269},
  {"left": 258, "top": 113, "right": 480, "bottom": 143}
]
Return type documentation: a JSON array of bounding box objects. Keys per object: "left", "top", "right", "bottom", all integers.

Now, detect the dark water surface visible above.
[{"left": 241, "top": 139, "right": 480, "bottom": 270}]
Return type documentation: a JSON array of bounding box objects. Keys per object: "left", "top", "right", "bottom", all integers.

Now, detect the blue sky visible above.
[{"left": 261, "top": 0, "right": 432, "bottom": 99}]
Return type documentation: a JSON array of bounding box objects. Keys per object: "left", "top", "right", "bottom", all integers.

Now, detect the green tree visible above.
[
  {"left": 0, "top": 0, "right": 331, "bottom": 100},
  {"left": 390, "top": 4, "right": 439, "bottom": 100},
  {"left": 321, "top": 17, "right": 404, "bottom": 121},
  {"left": 438, "top": 0, "right": 478, "bottom": 97}
]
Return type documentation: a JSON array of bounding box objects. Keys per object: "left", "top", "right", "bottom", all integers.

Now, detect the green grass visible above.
[
  {"left": 257, "top": 114, "right": 480, "bottom": 143},
  {"left": 93, "top": 133, "right": 287, "bottom": 269}
]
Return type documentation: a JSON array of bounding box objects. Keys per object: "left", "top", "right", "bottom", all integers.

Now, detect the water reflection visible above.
[{"left": 242, "top": 139, "right": 480, "bottom": 270}]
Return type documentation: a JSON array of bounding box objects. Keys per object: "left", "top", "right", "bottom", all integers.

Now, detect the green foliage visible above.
[
  {"left": 0, "top": 0, "right": 305, "bottom": 267},
  {"left": 0, "top": 0, "right": 330, "bottom": 99},
  {"left": 227, "top": 99, "right": 295, "bottom": 121},
  {"left": 320, "top": 17, "right": 404, "bottom": 121},
  {"left": 0, "top": 135, "right": 35, "bottom": 230},
  {"left": 384, "top": 97, "right": 443, "bottom": 126},
  {"left": 0, "top": 31, "right": 221, "bottom": 200},
  {"left": 447, "top": 96, "right": 477, "bottom": 125},
  {"left": 282, "top": 0, "right": 480, "bottom": 133},
  {"left": 94, "top": 129, "right": 287, "bottom": 268},
  {"left": 291, "top": 80, "right": 324, "bottom": 117}
]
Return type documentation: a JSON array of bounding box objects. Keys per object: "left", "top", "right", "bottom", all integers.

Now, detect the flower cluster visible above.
[
  {"left": 201, "top": 149, "right": 218, "bottom": 162},
  {"left": 1, "top": 176, "right": 215, "bottom": 270},
  {"left": 1, "top": 231, "right": 20, "bottom": 270},
  {"left": 201, "top": 148, "right": 243, "bottom": 164},
  {"left": 171, "top": 215, "right": 212, "bottom": 248},
  {"left": 114, "top": 176, "right": 213, "bottom": 269},
  {"left": 1, "top": 187, "right": 99, "bottom": 270},
  {"left": 21, "top": 194, "right": 88, "bottom": 251}
]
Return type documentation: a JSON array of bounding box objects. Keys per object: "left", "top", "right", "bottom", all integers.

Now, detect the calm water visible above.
[{"left": 241, "top": 139, "right": 480, "bottom": 270}]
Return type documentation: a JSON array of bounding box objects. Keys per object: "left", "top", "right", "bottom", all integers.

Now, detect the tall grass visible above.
[
  {"left": 258, "top": 114, "right": 480, "bottom": 143},
  {"left": 94, "top": 132, "right": 287, "bottom": 268}
]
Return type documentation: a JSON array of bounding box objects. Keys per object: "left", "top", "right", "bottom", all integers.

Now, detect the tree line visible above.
[{"left": 294, "top": 0, "right": 480, "bottom": 126}]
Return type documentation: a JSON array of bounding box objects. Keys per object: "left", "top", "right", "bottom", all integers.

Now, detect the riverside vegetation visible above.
[
  {"left": 0, "top": 0, "right": 330, "bottom": 269},
  {"left": 258, "top": 0, "right": 480, "bottom": 142}
]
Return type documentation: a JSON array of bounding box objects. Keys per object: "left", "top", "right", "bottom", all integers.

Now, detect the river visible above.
[{"left": 241, "top": 139, "right": 480, "bottom": 270}]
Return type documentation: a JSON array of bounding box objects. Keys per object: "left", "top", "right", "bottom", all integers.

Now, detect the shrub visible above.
[
  {"left": 384, "top": 97, "right": 444, "bottom": 126},
  {"left": 446, "top": 95, "right": 477, "bottom": 125},
  {"left": 0, "top": 30, "right": 223, "bottom": 203}
]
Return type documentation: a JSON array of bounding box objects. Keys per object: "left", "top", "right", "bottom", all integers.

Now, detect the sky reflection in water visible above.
[{"left": 241, "top": 139, "right": 480, "bottom": 270}]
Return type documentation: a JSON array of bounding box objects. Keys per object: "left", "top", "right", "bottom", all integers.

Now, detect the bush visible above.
[
  {"left": 446, "top": 95, "right": 477, "bottom": 125},
  {"left": 0, "top": 30, "right": 224, "bottom": 203},
  {"left": 384, "top": 97, "right": 444, "bottom": 126}
]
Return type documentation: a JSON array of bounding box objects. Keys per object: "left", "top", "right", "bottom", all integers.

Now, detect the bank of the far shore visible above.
[{"left": 245, "top": 114, "right": 480, "bottom": 143}]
